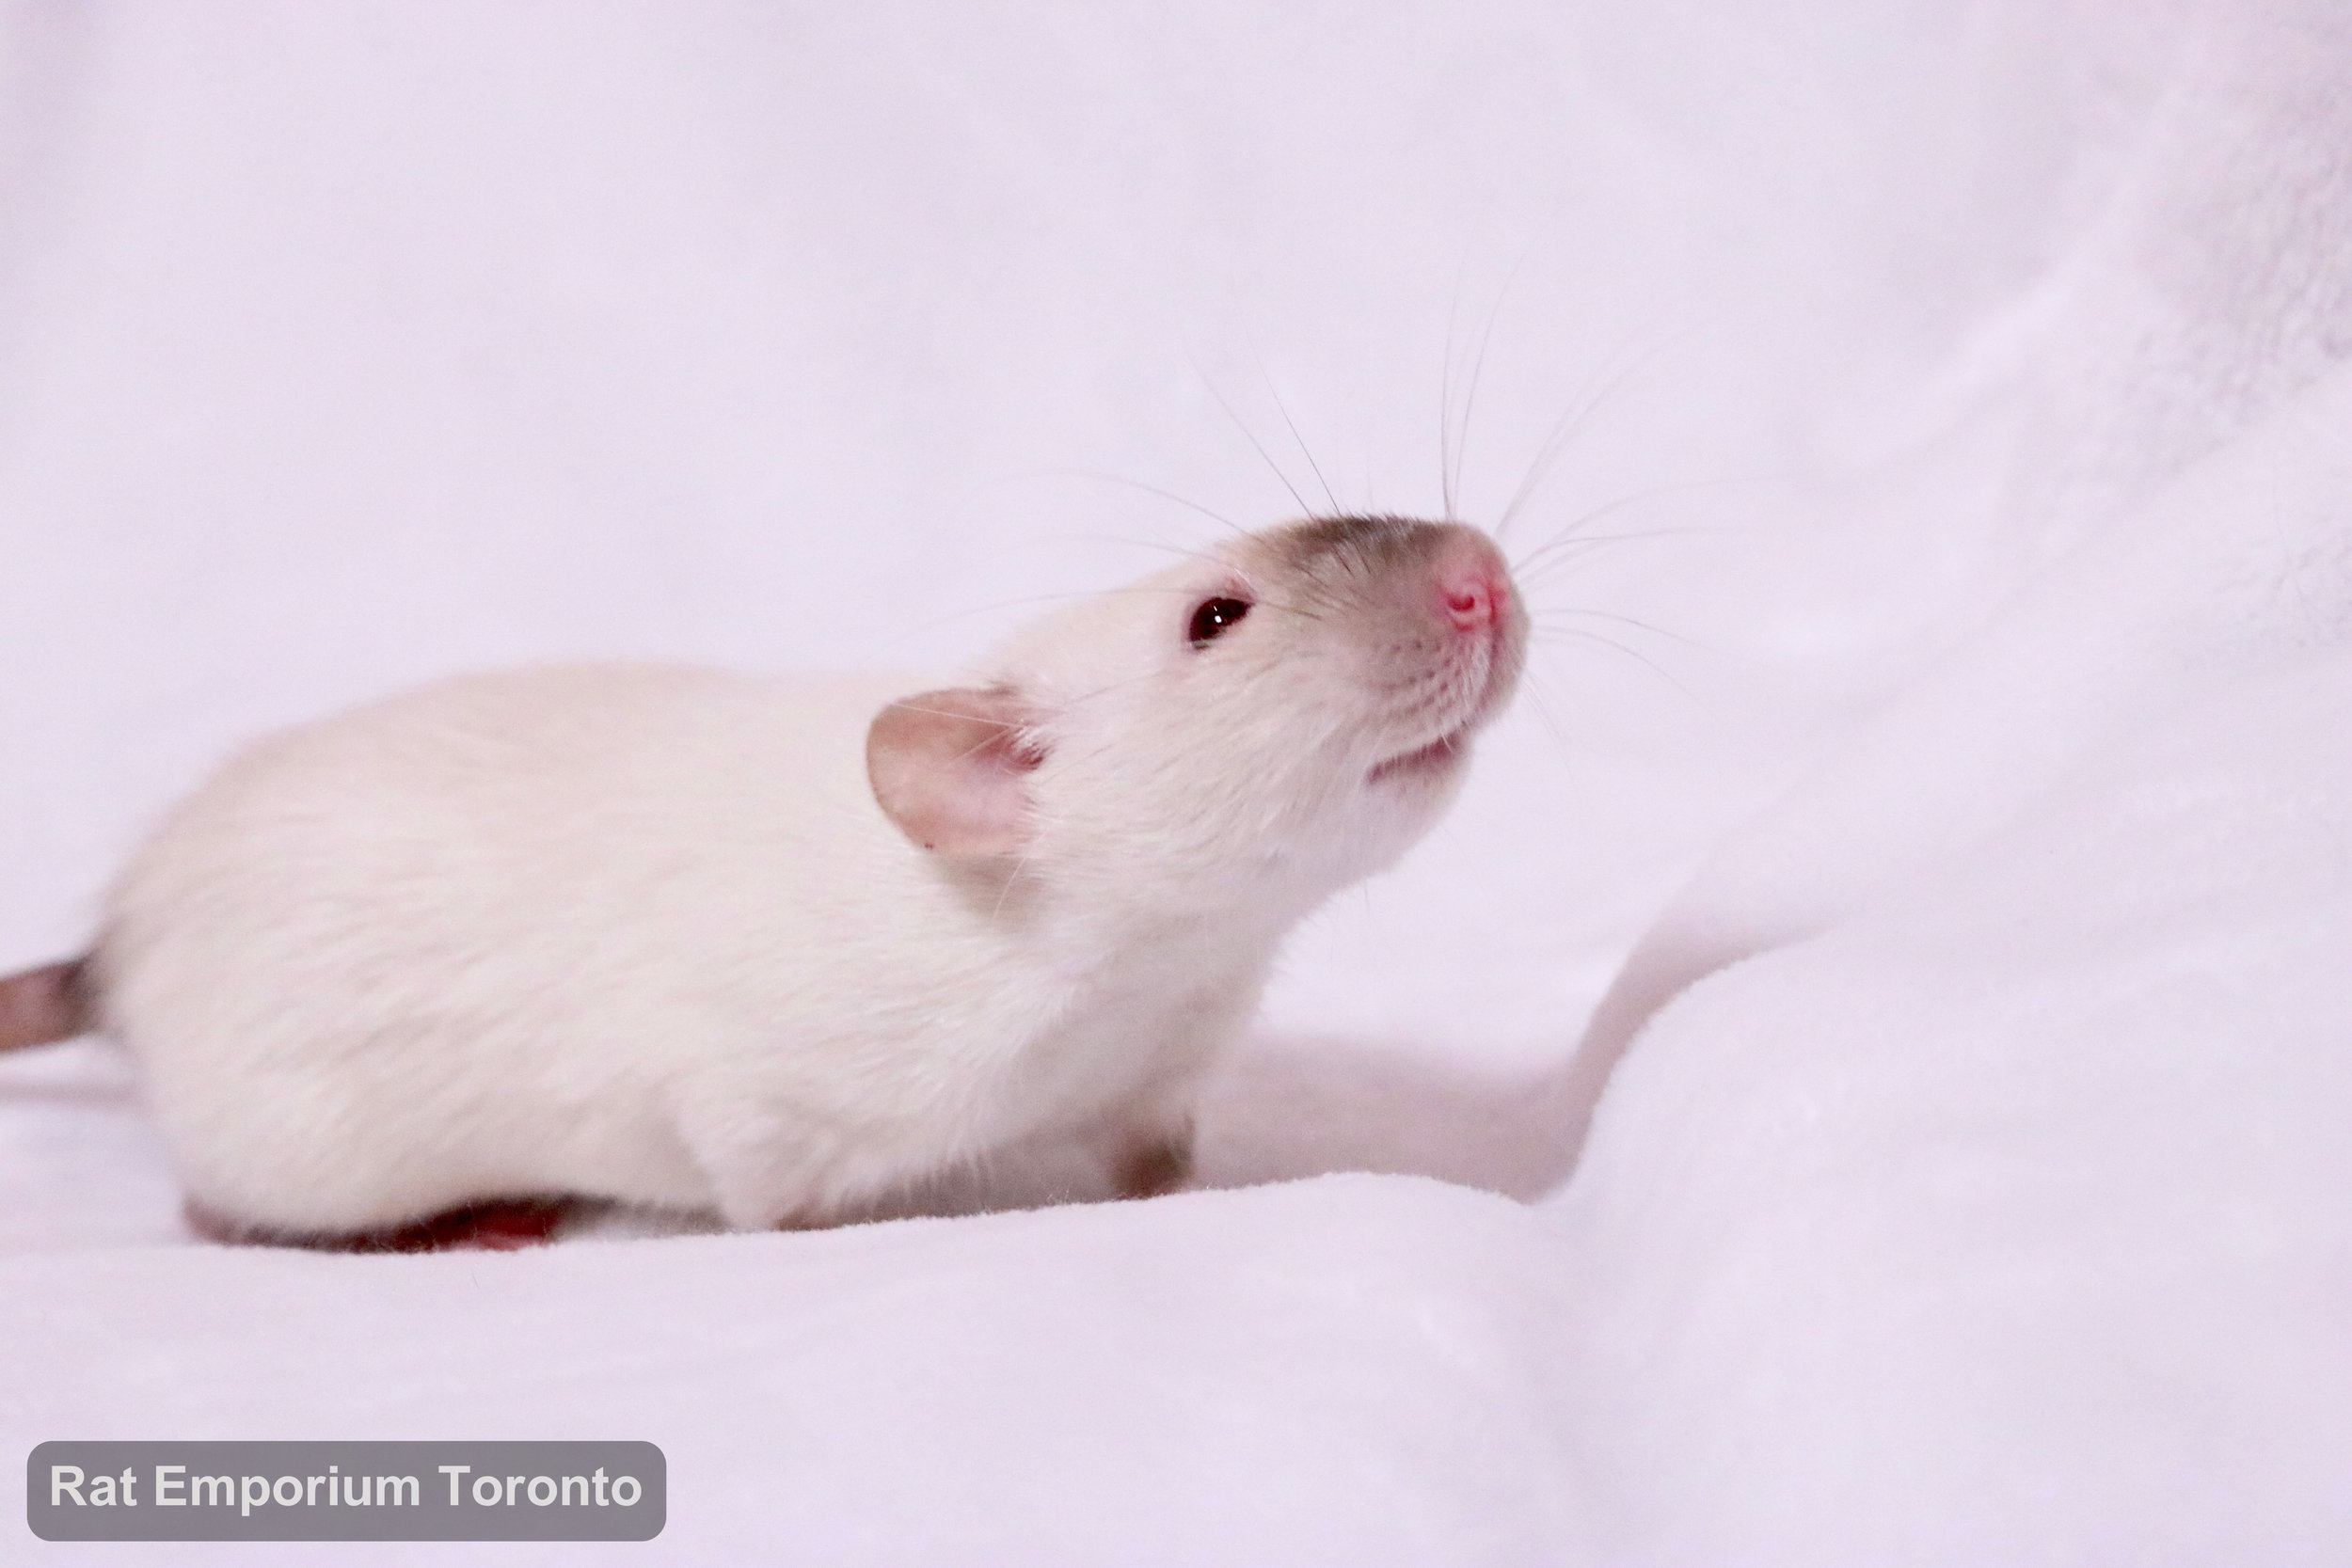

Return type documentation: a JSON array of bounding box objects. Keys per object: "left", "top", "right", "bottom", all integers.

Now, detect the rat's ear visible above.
[{"left": 866, "top": 687, "right": 1045, "bottom": 856}]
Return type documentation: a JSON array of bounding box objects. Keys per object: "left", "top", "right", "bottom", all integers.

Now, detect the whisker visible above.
[
  {"left": 1512, "top": 475, "right": 1765, "bottom": 576},
  {"left": 1457, "top": 232, "right": 1538, "bottom": 532},
  {"left": 1535, "top": 626, "right": 1707, "bottom": 708},
  {"left": 1497, "top": 366, "right": 1644, "bottom": 536},
  {"left": 991, "top": 843, "right": 1038, "bottom": 922},
  {"left": 1086, "top": 537, "right": 1243, "bottom": 574},
  {"left": 1534, "top": 606, "right": 1718, "bottom": 653},
  {"left": 1518, "top": 674, "right": 1574, "bottom": 752},
  {"left": 1257, "top": 356, "right": 1340, "bottom": 515},
  {"left": 1498, "top": 297, "right": 1740, "bottom": 535},
  {"left": 1019, "top": 468, "right": 1249, "bottom": 537},
  {"left": 1511, "top": 529, "right": 1734, "bottom": 593},
  {"left": 1189, "top": 345, "right": 1312, "bottom": 518},
  {"left": 1440, "top": 243, "right": 1470, "bottom": 522}
]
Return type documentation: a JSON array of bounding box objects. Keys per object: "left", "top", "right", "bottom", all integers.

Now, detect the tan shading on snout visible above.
[
  {"left": 1236, "top": 516, "right": 1527, "bottom": 778},
  {"left": 866, "top": 687, "right": 1045, "bottom": 856}
]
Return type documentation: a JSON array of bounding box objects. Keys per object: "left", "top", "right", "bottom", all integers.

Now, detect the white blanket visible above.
[{"left": 4, "top": 3, "right": 2347, "bottom": 1561}]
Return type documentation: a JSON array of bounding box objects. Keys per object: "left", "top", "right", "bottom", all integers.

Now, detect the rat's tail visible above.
[{"left": 0, "top": 958, "right": 93, "bottom": 1051}]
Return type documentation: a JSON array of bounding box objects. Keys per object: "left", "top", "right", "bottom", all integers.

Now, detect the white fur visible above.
[{"left": 94, "top": 519, "right": 1522, "bottom": 1234}]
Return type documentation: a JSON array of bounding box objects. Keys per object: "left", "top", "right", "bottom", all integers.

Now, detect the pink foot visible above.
[{"left": 186, "top": 1196, "right": 572, "bottom": 1253}]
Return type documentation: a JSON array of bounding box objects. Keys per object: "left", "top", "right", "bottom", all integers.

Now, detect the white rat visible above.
[{"left": 0, "top": 515, "right": 1524, "bottom": 1245}]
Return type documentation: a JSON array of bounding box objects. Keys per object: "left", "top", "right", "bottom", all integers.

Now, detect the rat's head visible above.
[{"left": 867, "top": 515, "right": 1526, "bottom": 915}]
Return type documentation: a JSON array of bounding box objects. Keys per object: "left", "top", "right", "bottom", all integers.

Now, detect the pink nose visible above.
[{"left": 1439, "top": 565, "right": 1505, "bottom": 632}]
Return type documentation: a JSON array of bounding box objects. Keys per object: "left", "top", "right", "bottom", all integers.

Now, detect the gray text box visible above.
[{"left": 27, "top": 1441, "right": 664, "bottom": 1541}]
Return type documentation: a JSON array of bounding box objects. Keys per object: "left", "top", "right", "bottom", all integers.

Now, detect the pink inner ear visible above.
[{"left": 866, "top": 687, "right": 1043, "bottom": 856}]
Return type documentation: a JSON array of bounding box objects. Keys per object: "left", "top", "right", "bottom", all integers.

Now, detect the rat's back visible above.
[{"left": 93, "top": 663, "right": 919, "bottom": 1232}]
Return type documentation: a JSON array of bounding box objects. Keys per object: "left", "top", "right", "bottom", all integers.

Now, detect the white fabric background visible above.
[{"left": 4, "top": 2, "right": 2348, "bottom": 1561}]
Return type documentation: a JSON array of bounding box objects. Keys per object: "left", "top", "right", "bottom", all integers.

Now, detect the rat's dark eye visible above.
[{"left": 1187, "top": 596, "right": 1251, "bottom": 648}]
